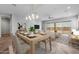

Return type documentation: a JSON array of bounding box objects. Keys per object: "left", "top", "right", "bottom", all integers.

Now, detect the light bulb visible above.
[
  {"left": 26, "top": 17, "right": 28, "bottom": 20},
  {"left": 36, "top": 15, "right": 39, "bottom": 19},
  {"left": 32, "top": 14, "right": 35, "bottom": 20},
  {"left": 29, "top": 16, "right": 32, "bottom": 20}
]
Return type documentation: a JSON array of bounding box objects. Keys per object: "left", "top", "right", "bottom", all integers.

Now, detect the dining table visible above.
[{"left": 16, "top": 32, "right": 52, "bottom": 54}]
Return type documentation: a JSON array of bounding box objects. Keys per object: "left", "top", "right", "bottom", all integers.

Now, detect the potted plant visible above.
[{"left": 29, "top": 26, "right": 35, "bottom": 34}]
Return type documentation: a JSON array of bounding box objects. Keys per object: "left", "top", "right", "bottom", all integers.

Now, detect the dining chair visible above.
[
  {"left": 45, "top": 31, "right": 55, "bottom": 40},
  {"left": 15, "top": 33, "right": 30, "bottom": 54}
]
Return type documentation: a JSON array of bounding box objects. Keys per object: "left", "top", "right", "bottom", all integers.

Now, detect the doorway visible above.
[{"left": 1, "top": 17, "right": 10, "bottom": 37}]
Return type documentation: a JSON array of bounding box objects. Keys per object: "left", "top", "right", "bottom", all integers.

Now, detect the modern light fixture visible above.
[
  {"left": 26, "top": 5, "right": 39, "bottom": 20},
  {"left": 26, "top": 13, "right": 39, "bottom": 20},
  {"left": 32, "top": 14, "right": 35, "bottom": 20}
]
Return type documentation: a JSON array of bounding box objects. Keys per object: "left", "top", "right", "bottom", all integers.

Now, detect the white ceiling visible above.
[{"left": 0, "top": 4, "right": 79, "bottom": 20}]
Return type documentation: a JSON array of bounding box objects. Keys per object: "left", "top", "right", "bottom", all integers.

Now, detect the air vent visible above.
[
  {"left": 48, "top": 16, "right": 53, "bottom": 19},
  {"left": 11, "top": 4, "right": 16, "bottom": 7}
]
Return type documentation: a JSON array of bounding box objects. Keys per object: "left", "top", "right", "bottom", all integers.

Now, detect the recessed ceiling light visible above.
[{"left": 67, "top": 6, "right": 71, "bottom": 9}]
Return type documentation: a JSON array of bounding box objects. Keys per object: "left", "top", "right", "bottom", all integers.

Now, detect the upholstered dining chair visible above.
[
  {"left": 15, "top": 31, "right": 30, "bottom": 54},
  {"left": 45, "top": 31, "right": 56, "bottom": 40}
]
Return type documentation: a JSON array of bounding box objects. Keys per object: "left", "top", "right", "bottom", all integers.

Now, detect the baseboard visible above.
[{"left": 1, "top": 33, "right": 10, "bottom": 37}]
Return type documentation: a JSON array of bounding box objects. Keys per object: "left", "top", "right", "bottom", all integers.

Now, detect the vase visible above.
[{"left": 30, "top": 32, "right": 34, "bottom": 35}]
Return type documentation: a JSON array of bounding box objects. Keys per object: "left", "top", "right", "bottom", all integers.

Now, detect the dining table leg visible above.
[
  {"left": 49, "top": 37, "right": 52, "bottom": 51},
  {"left": 30, "top": 42, "right": 35, "bottom": 54},
  {"left": 45, "top": 39, "right": 48, "bottom": 53}
]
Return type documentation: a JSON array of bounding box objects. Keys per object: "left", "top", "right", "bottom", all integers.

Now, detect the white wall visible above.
[
  {"left": 10, "top": 15, "right": 27, "bottom": 35},
  {"left": 26, "top": 20, "right": 42, "bottom": 30},
  {"left": 11, "top": 15, "right": 18, "bottom": 35}
]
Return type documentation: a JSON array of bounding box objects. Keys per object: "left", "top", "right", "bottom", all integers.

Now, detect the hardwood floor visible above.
[
  {"left": 17, "top": 34, "right": 79, "bottom": 54},
  {"left": 0, "top": 34, "right": 17, "bottom": 54},
  {"left": 40, "top": 34, "right": 79, "bottom": 54},
  {"left": 0, "top": 34, "right": 79, "bottom": 54}
]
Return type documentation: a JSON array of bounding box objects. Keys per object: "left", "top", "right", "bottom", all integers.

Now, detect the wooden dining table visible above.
[{"left": 16, "top": 32, "right": 52, "bottom": 54}]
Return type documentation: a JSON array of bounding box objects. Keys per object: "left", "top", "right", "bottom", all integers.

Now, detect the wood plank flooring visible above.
[
  {"left": 0, "top": 34, "right": 79, "bottom": 54},
  {"left": 0, "top": 34, "right": 17, "bottom": 54}
]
